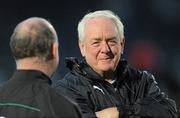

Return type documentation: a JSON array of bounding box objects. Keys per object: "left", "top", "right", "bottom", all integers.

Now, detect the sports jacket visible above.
[
  {"left": 0, "top": 70, "right": 82, "bottom": 118},
  {"left": 55, "top": 57, "right": 177, "bottom": 118}
]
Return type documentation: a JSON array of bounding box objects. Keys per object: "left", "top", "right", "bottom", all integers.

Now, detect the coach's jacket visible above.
[
  {"left": 0, "top": 70, "right": 82, "bottom": 118},
  {"left": 55, "top": 57, "right": 177, "bottom": 118}
]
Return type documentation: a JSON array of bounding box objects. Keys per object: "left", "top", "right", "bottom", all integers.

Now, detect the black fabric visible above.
[
  {"left": 54, "top": 57, "right": 177, "bottom": 118},
  {"left": 0, "top": 70, "right": 83, "bottom": 118}
]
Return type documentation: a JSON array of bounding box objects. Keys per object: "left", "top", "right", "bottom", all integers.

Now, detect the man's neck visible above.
[
  {"left": 102, "top": 71, "right": 116, "bottom": 84},
  {"left": 16, "top": 58, "right": 53, "bottom": 78}
]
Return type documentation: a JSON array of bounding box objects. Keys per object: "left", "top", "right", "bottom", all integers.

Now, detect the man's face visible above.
[{"left": 79, "top": 17, "right": 124, "bottom": 76}]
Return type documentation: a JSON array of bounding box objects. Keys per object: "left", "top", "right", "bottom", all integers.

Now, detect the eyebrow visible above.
[
  {"left": 91, "top": 36, "right": 117, "bottom": 41},
  {"left": 91, "top": 38, "right": 102, "bottom": 41},
  {"left": 106, "top": 37, "right": 117, "bottom": 41}
]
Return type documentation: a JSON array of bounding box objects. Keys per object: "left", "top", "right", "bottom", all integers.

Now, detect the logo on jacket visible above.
[{"left": 93, "top": 85, "right": 105, "bottom": 94}]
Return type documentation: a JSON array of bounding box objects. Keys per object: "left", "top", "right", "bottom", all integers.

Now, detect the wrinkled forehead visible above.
[{"left": 85, "top": 16, "right": 116, "bottom": 27}]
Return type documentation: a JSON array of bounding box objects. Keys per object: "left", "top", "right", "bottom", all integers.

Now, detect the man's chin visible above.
[
  {"left": 98, "top": 63, "right": 114, "bottom": 70},
  {"left": 99, "top": 67, "right": 114, "bottom": 72}
]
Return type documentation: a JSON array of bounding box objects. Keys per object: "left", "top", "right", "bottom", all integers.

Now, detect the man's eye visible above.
[
  {"left": 91, "top": 42, "right": 100, "bottom": 47},
  {"left": 92, "top": 42, "right": 99, "bottom": 45},
  {"left": 108, "top": 40, "right": 117, "bottom": 45}
]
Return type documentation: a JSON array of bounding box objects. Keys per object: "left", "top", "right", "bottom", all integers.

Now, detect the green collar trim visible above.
[{"left": 0, "top": 102, "right": 40, "bottom": 112}]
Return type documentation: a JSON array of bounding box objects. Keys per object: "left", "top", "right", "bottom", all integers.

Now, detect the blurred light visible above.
[{"left": 127, "top": 40, "right": 165, "bottom": 71}]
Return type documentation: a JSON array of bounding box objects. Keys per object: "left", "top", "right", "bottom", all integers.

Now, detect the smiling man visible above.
[
  {"left": 79, "top": 16, "right": 124, "bottom": 79},
  {"left": 55, "top": 10, "right": 177, "bottom": 118}
]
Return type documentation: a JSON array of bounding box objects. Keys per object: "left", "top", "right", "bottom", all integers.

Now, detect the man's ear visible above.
[
  {"left": 51, "top": 42, "right": 58, "bottom": 59},
  {"left": 120, "top": 37, "right": 125, "bottom": 54},
  {"left": 79, "top": 41, "right": 85, "bottom": 57}
]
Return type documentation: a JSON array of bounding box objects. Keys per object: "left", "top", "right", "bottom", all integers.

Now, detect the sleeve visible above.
[
  {"left": 54, "top": 78, "right": 97, "bottom": 118},
  {"left": 127, "top": 71, "right": 178, "bottom": 118}
]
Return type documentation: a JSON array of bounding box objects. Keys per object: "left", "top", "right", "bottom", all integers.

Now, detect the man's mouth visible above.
[{"left": 99, "top": 57, "right": 112, "bottom": 61}]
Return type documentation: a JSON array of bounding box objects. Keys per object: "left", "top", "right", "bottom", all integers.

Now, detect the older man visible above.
[
  {"left": 55, "top": 10, "right": 177, "bottom": 118},
  {"left": 0, "top": 17, "right": 82, "bottom": 118}
]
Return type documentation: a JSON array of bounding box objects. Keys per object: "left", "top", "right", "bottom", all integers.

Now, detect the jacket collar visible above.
[
  {"left": 65, "top": 57, "right": 128, "bottom": 81},
  {"left": 10, "top": 70, "right": 52, "bottom": 85}
]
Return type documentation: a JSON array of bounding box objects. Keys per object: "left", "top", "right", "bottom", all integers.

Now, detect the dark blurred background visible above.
[{"left": 0, "top": 0, "right": 179, "bottom": 116}]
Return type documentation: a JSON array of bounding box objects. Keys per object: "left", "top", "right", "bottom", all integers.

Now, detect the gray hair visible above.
[{"left": 77, "top": 10, "right": 124, "bottom": 41}]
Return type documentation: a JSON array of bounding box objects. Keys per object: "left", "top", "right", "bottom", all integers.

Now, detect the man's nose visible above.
[{"left": 101, "top": 41, "right": 110, "bottom": 53}]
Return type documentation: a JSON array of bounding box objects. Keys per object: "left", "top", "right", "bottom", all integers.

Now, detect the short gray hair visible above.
[{"left": 77, "top": 10, "right": 124, "bottom": 41}]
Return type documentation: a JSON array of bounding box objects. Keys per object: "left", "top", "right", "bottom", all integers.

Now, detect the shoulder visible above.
[
  {"left": 125, "top": 67, "right": 160, "bottom": 96},
  {"left": 54, "top": 72, "right": 89, "bottom": 94},
  {"left": 55, "top": 71, "right": 89, "bottom": 88},
  {"left": 141, "top": 71, "right": 157, "bottom": 84},
  {"left": 64, "top": 72, "right": 80, "bottom": 84},
  {"left": 126, "top": 66, "right": 156, "bottom": 85},
  {"left": 54, "top": 71, "right": 94, "bottom": 101}
]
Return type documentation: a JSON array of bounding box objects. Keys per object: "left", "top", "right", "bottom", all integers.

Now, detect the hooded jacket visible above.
[{"left": 55, "top": 57, "right": 177, "bottom": 118}]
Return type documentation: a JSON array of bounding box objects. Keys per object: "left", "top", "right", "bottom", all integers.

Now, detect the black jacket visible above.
[
  {"left": 54, "top": 57, "right": 177, "bottom": 118},
  {"left": 0, "top": 70, "right": 83, "bottom": 118}
]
